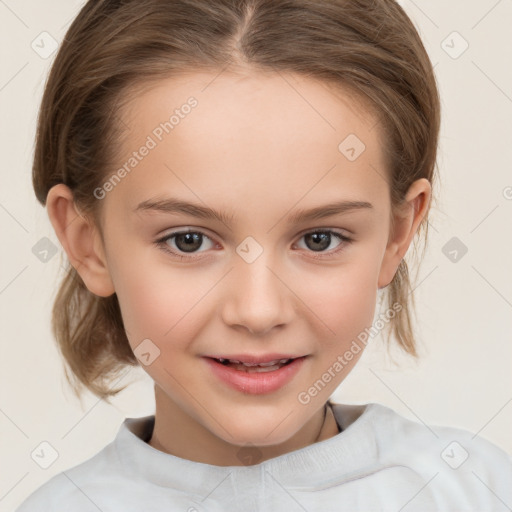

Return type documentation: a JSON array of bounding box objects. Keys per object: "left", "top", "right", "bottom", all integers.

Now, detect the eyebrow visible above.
[{"left": 133, "top": 197, "right": 373, "bottom": 225}]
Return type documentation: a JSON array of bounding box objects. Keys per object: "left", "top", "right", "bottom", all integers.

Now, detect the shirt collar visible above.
[{"left": 114, "top": 402, "right": 384, "bottom": 492}]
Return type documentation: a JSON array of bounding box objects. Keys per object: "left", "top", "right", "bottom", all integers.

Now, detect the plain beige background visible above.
[{"left": 1, "top": 0, "right": 511, "bottom": 510}]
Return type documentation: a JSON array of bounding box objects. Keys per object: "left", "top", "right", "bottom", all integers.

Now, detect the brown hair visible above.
[{"left": 33, "top": 0, "right": 441, "bottom": 401}]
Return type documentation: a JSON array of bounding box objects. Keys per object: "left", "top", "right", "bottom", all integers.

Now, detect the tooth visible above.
[
  {"left": 216, "top": 357, "right": 294, "bottom": 368},
  {"left": 255, "top": 360, "right": 279, "bottom": 367},
  {"left": 249, "top": 365, "right": 281, "bottom": 373}
]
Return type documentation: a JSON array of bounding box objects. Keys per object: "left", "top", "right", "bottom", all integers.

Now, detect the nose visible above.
[{"left": 220, "top": 251, "right": 294, "bottom": 336}]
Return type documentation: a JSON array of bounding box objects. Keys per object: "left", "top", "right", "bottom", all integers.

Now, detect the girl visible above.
[{"left": 16, "top": 0, "right": 512, "bottom": 510}]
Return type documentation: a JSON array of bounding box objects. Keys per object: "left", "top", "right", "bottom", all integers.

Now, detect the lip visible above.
[{"left": 204, "top": 356, "right": 307, "bottom": 395}]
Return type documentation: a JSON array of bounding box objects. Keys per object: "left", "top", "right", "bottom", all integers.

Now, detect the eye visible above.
[
  {"left": 294, "top": 230, "right": 352, "bottom": 258},
  {"left": 155, "top": 228, "right": 352, "bottom": 261},
  {"left": 155, "top": 229, "right": 216, "bottom": 259}
]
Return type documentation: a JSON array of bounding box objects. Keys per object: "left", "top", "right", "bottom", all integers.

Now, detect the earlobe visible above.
[
  {"left": 46, "top": 184, "right": 115, "bottom": 297},
  {"left": 378, "top": 178, "right": 431, "bottom": 289}
]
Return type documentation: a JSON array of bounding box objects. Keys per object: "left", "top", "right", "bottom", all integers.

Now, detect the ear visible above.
[
  {"left": 46, "top": 184, "right": 115, "bottom": 297},
  {"left": 378, "top": 178, "right": 431, "bottom": 289}
]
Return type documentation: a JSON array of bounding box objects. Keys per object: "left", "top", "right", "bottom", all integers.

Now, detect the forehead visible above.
[
  {"left": 107, "top": 70, "right": 389, "bottom": 219},
  {"left": 120, "top": 69, "right": 380, "bottom": 146}
]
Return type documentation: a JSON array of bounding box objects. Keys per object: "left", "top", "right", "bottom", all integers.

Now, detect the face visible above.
[{"left": 96, "top": 70, "right": 407, "bottom": 448}]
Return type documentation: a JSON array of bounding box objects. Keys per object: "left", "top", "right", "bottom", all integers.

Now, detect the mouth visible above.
[
  {"left": 203, "top": 355, "right": 308, "bottom": 394},
  {"left": 209, "top": 357, "right": 296, "bottom": 373}
]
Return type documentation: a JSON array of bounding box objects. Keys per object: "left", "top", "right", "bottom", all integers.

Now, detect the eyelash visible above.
[{"left": 155, "top": 229, "right": 353, "bottom": 261}]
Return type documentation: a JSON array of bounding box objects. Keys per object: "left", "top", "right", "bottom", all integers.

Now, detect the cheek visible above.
[
  {"left": 112, "top": 258, "right": 213, "bottom": 349},
  {"left": 297, "top": 260, "right": 378, "bottom": 346}
]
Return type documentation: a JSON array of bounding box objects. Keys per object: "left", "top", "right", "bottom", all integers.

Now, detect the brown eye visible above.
[
  {"left": 295, "top": 230, "right": 352, "bottom": 256},
  {"left": 156, "top": 229, "right": 215, "bottom": 258},
  {"left": 174, "top": 232, "right": 204, "bottom": 252},
  {"left": 304, "top": 232, "right": 332, "bottom": 251}
]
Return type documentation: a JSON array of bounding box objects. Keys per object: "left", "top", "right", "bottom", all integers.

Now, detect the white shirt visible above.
[{"left": 15, "top": 402, "right": 512, "bottom": 511}]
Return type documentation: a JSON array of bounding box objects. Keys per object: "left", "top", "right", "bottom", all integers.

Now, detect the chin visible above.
[{"left": 214, "top": 416, "right": 299, "bottom": 448}]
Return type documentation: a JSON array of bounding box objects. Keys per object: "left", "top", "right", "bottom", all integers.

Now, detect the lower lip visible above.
[{"left": 204, "top": 356, "right": 307, "bottom": 394}]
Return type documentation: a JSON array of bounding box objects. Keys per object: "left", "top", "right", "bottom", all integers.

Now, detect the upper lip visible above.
[{"left": 205, "top": 353, "right": 306, "bottom": 364}]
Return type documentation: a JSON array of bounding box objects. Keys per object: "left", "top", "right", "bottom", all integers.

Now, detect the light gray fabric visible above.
[{"left": 15, "top": 402, "right": 512, "bottom": 511}]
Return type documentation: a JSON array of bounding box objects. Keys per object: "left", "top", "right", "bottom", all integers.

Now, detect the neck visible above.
[{"left": 147, "top": 388, "right": 340, "bottom": 466}]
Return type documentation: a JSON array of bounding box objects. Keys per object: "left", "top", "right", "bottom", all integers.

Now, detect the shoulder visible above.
[
  {"left": 365, "top": 402, "right": 512, "bottom": 510},
  {"left": 15, "top": 441, "right": 129, "bottom": 512}
]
